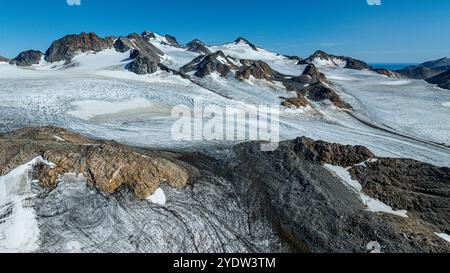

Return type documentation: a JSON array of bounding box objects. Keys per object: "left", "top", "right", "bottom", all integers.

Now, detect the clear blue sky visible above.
[{"left": 1, "top": 0, "right": 449, "bottom": 63}]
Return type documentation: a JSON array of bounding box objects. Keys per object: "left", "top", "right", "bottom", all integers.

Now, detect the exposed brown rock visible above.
[
  {"left": 293, "top": 136, "right": 375, "bottom": 167},
  {"left": 236, "top": 60, "right": 275, "bottom": 81},
  {"left": 45, "top": 32, "right": 115, "bottom": 63},
  {"left": 305, "top": 83, "right": 349, "bottom": 109},
  {"left": 0, "top": 126, "right": 196, "bottom": 200}
]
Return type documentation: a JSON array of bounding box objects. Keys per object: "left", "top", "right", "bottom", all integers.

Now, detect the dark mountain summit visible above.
[
  {"left": 300, "top": 50, "right": 371, "bottom": 70},
  {"left": 185, "top": 39, "right": 212, "bottom": 55},
  {"left": 234, "top": 37, "right": 258, "bottom": 51},
  {"left": 9, "top": 50, "right": 43, "bottom": 66},
  {"left": 45, "top": 32, "right": 115, "bottom": 63}
]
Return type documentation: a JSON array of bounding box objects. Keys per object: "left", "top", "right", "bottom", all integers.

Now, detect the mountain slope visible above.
[{"left": 426, "top": 70, "right": 450, "bottom": 90}]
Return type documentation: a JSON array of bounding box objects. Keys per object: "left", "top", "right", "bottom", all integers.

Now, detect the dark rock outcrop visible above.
[
  {"left": 127, "top": 55, "right": 160, "bottom": 75},
  {"left": 141, "top": 31, "right": 156, "bottom": 41},
  {"left": 236, "top": 60, "right": 276, "bottom": 81},
  {"left": 185, "top": 39, "right": 212, "bottom": 54},
  {"left": 9, "top": 50, "right": 43, "bottom": 66},
  {"left": 291, "top": 64, "right": 327, "bottom": 85},
  {"left": 234, "top": 37, "right": 258, "bottom": 51},
  {"left": 164, "top": 34, "right": 180, "bottom": 47},
  {"left": 293, "top": 137, "right": 375, "bottom": 167},
  {"left": 180, "top": 51, "right": 239, "bottom": 77},
  {"left": 426, "top": 70, "right": 450, "bottom": 90},
  {"left": 281, "top": 64, "right": 348, "bottom": 109},
  {"left": 305, "top": 83, "right": 349, "bottom": 109},
  {"left": 45, "top": 32, "right": 115, "bottom": 63}
]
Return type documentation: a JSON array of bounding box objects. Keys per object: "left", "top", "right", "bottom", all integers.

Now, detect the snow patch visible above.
[
  {"left": 324, "top": 164, "right": 408, "bottom": 218},
  {"left": 435, "top": 233, "right": 450, "bottom": 244},
  {"left": 379, "top": 80, "right": 412, "bottom": 86},
  {"left": 147, "top": 188, "right": 166, "bottom": 206},
  {"left": 0, "top": 157, "right": 54, "bottom": 252},
  {"left": 53, "top": 135, "right": 65, "bottom": 142},
  {"left": 442, "top": 102, "right": 450, "bottom": 108}
]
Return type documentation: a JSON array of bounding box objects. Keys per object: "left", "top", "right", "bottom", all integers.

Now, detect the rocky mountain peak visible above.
[
  {"left": 234, "top": 37, "right": 258, "bottom": 51},
  {"left": 141, "top": 31, "right": 156, "bottom": 40},
  {"left": 9, "top": 50, "right": 43, "bottom": 66},
  {"left": 301, "top": 50, "right": 371, "bottom": 70},
  {"left": 45, "top": 32, "right": 115, "bottom": 63},
  {"left": 185, "top": 39, "right": 212, "bottom": 54}
]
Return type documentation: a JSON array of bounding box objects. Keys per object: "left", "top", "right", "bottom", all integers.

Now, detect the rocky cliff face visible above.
[
  {"left": 9, "top": 50, "right": 43, "bottom": 66},
  {"left": 45, "top": 32, "right": 115, "bottom": 63},
  {"left": 426, "top": 70, "right": 450, "bottom": 90}
]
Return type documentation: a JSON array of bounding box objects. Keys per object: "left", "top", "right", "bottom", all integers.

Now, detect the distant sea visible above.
[{"left": 369, "top": 63, "right": 418, "bottom": 71}]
